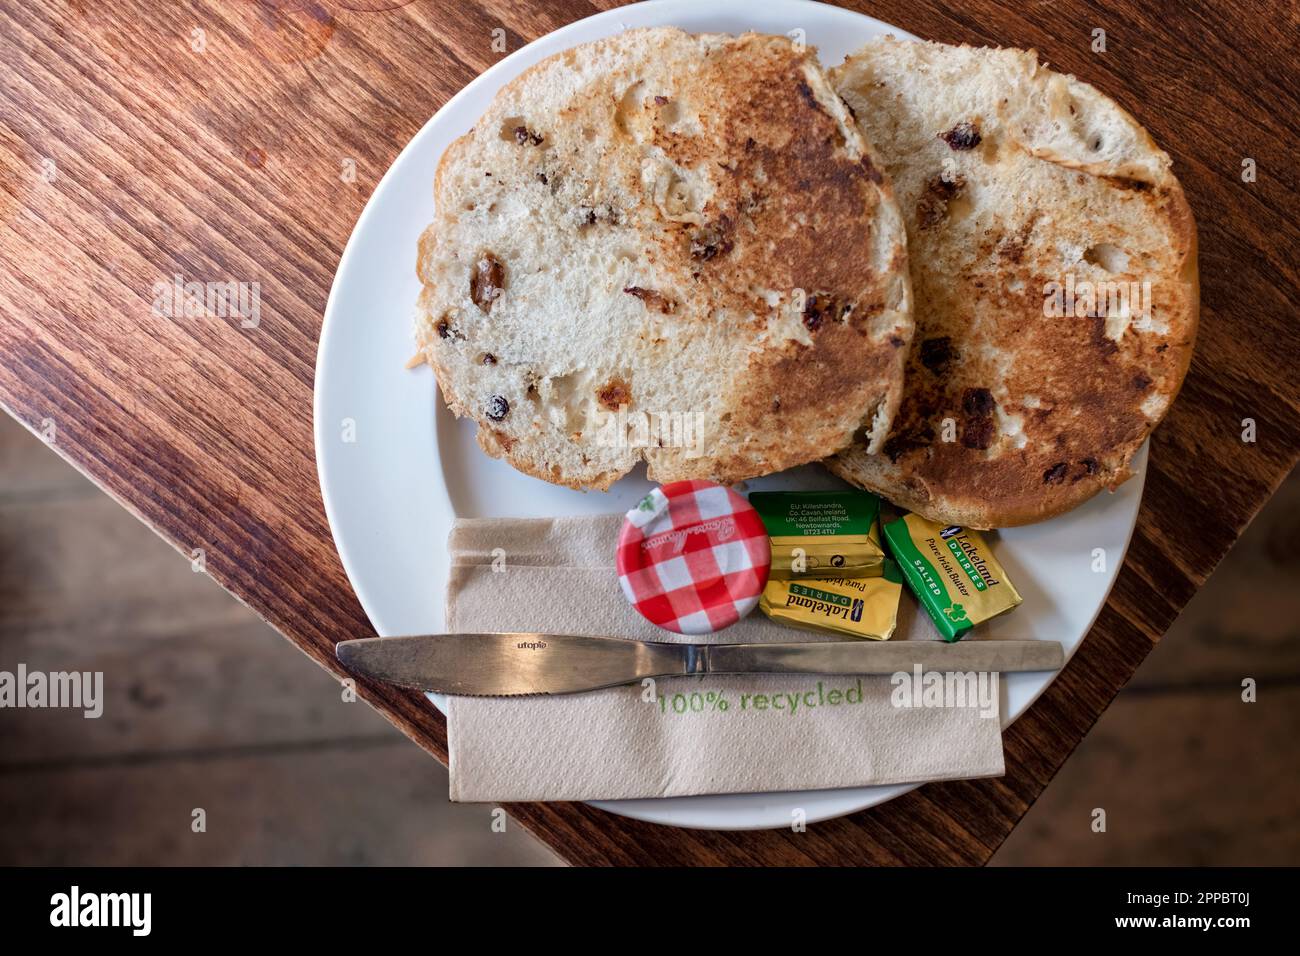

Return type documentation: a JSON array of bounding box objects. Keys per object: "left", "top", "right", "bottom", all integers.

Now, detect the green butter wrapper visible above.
[
  {"left": 883, "top": 514, "right": 1022, "bottom": 641},
  {"left": 749, "top": 489, "right": 886, "bottom": 580}
]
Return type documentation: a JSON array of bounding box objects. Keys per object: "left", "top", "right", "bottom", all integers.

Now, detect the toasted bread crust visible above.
[
  {"left": 829, "top": 40, "right": 1198, "bottom": 528},
  {"left": 417, "top": 28, "right": 911, "bottom": 490}
]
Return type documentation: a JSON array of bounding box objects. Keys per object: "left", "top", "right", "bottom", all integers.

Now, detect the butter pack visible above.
[
  {"left": 758, "top": 562, "right": 904, "bottom": 640},
  {"left": 749, "top": 490, "right": 886, "bottom": 580},
  {"left": 882, "top": 514, "right": 1022, "bottom": 641}
]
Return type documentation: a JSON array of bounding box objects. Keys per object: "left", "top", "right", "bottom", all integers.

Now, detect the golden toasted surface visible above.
[
  {"left": 829, "top": 40, "right": 1198, "bottom": 528},
  {"left": 417, "top": 28, "right": 911, "bottom": 489}
]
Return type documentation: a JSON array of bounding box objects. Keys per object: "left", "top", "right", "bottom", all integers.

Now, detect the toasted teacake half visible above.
[
  {"left": 416, "top": 27, "right": 912, "bottom": 490},
  {"left": 828, "top": 38, "right": 1198, "bottom": 528}
]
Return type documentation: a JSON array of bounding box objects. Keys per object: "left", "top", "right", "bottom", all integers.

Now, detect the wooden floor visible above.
[
  {"left": 1, "top": 413, "right": 1295, "bottom": 865},
  {"left": 996, "top": 467, "right": 1300, "bottom": 865},
  {"left": 0, "top": 414, "right": 559, "bottom": 866}
]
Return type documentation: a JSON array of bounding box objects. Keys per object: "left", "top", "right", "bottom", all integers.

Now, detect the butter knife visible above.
[{"left": 336, "top": 633, "right": 1064, "bottom": 696}]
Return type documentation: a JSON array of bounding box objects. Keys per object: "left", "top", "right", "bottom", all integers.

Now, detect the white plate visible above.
[{"left": 314, "top": 0, "right": 1146, "bottom": 830}]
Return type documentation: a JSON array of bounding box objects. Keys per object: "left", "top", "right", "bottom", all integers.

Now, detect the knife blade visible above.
[{"left": 336, "top": 633, "right": 1064, "bottom": 696}]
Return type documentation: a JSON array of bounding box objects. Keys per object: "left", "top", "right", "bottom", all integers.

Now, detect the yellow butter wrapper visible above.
[
  {"left": 883, "top": 514, "right": 1022, "bottom": 641},
  {"left": 758, "top": 562, "right": 903, "bottom": 640},
  {"left": 749, "top": 490, "right": 887, "bottom": 579}
]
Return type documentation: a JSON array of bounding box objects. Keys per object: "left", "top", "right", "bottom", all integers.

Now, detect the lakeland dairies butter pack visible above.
[
  {"left": 748, "top": 490, "right": 886, "bottom": 580},
  {"left": 758, "top": 563, "right": 904, "bottom": 640},
  {"left": 751, "top": 489, "right": 900, "bottom": 640},
  {"left": 883, "top": 514, "right": 1022, "bottom": 641}
]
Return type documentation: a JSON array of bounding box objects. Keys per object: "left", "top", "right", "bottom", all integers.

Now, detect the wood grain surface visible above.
[{"left": 1, "top": 0, "right": 1297, "bottom": 866}]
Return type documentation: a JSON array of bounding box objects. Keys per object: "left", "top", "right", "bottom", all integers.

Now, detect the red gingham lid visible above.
[{"left": 616, "top": 480, "right": 771, "bottom": 635}]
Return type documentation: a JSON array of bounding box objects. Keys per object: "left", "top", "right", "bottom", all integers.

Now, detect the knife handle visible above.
[{"left": 703, "top": 640, "right": 1064, "bottom": 675}]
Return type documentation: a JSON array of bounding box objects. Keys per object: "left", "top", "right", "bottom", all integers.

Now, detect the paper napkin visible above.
[{"left": 444, "top": 514, "right": 1004, "bottom": 802}]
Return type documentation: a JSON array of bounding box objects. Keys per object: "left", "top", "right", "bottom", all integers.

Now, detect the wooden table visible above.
[{"left": 1, "top": 0, "right": 1296, "bottom": 866}]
